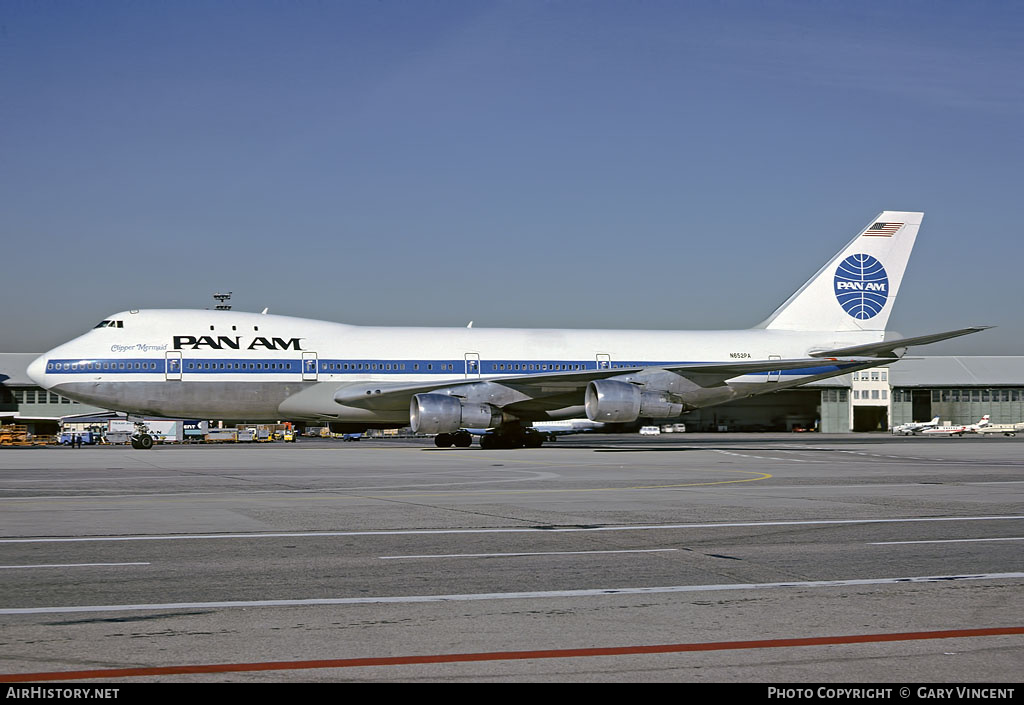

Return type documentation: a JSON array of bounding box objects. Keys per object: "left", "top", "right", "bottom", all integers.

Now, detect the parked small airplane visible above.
[
  {"left": 920, "top": 415, "right": 991, "bottom": 437},
  {"left": 891, "top": 416, "right": 940, "bottom": 435},
  {"left": 531, "top": 418, "right": 610, "bottom": 440},
  {"left": 975, "top": 421, "right": 1024, "bottom": 437}
]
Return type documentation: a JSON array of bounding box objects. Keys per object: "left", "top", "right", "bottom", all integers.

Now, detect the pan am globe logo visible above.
[{"left": 834, "top": 254, "right": 889, "bottom": 320}]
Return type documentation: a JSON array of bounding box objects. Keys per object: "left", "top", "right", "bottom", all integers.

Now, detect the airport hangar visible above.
[{"left": 2, "top": 352, "right": 1023, "bottom": 435}]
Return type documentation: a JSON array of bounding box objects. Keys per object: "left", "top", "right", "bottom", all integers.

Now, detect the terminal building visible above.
[{"left": 2, "top": 352, "right": 1023, "bottom": 435}]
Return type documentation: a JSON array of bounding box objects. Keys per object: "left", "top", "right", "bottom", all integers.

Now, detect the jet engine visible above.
[
  {"left": 410, "top": 393, "right": 502, "bottom": 434},
  {"left": 584, "top": 379, "right": 683, "bottom": 423}
]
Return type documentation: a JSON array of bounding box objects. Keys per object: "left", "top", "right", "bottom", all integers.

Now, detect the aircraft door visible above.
[
  {"left": 302, "top": 352, "right": 318, "bottom": 381},
  {"left": 465, "top": 353, "right": 481, "bottom": 378},
  {"left": 165, "top": 352, "right": 182, "bottom": 381},
  {"left": 768, "top": 355, "right": 782, "bottom": 383},
  {"left": 596, "top": 353, "right": 611, "bottom": 370}
]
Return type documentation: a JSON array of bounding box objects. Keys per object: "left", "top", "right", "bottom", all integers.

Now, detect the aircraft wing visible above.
[
  {"left": 331, "top": 366, "right": 647, "bottom": 410},
  {"left": 330, "top": 356, "right": 866, "bottom": 411},
  {"left": 809, "top": 326, "right": 992, "bottom": 359}
]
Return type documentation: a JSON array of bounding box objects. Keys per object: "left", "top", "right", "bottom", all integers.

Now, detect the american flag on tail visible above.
[{"left": 862, "top": 222, "right": 902, "bottom": 237}]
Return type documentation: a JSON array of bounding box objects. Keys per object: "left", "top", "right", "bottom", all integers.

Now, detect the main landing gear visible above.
[
  {"left": 434, "top": 427, "right": 545, "bottom": 449},
  {"left": 434, "top": 431, "right": 474, "bottom": 448}
]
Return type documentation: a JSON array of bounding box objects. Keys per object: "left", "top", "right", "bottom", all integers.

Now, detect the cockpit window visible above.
[
  {"left": 94, "top": 321, "right": 111, "bottom": 328},
  {"left": 93, "top": 320, "right": 124, "bottom": 328}
]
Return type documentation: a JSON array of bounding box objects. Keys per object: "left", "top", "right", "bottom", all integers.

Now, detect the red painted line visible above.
[{"left": 2, "top": 626, "right": 1022, "bottom": 682}]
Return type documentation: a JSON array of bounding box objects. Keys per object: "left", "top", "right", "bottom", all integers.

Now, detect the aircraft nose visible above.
[{"left": 27, "top": 353, "right": 50, "bottom": 388}]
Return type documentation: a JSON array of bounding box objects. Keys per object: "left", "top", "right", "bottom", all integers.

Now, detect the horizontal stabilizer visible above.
[
  {"left": 809, "top": 326, "right": 992, "bottom": 359},
  {"left": 663, "top": 357, "right": 863, "bottom": 388}
]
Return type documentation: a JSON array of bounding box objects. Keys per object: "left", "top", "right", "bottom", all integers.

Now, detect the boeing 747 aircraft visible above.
[{"left": 27, "top": 211, "right": 987, "bottom": 449}]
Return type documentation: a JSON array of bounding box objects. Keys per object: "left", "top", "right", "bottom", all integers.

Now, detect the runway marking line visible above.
[
  {"left": 1, "top": 626, "right": 1021, "bottom": 682},
  {"left": 5, "top": 572, "right": 1022, "bottom": 615},
  {"left": 0, "top": 562, "right": 149, "bottom": 570},
  {"left": 379, "top": 548, "right": 680, "bottom": 560},
  {"left": 3, "top": 515, "right": 1022, "bottom": 544},
  {"left": 872, "top": 537, "right": 1024, "bottom": 545},
  {"left": 0, "top": 467, "right": 774, "bottom": 505}
]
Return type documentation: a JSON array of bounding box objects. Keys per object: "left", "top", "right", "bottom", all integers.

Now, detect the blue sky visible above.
[{"left": 2, "top": 1, "right": 1021, "bottom": 354}]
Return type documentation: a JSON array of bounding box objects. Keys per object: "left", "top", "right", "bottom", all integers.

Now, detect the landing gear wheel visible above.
[
  {"left": 524, "top": 431, "right": 544, "bottom": 448},
  {"left": 132, "top": 434, "right": 154, "bottom": 450},
  {"left": 481, "top": 434, "right": 517, "bottom": 449},
  {"left": 482, "top": 433, "right": 522, "bottom": 449},
  {"left": 434, "top": 433, "right": 454, "bottom": 448},
  {"left": 453, "top": 431, "right": 473, "bottom": 448}
]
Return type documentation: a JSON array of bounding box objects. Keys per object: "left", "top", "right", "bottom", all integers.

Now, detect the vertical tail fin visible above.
[{"left": 757, "top": 211, "right": 923, "bottom": 332}]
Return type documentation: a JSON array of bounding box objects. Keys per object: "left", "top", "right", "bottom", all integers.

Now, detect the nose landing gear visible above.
[{"left": 130, "top": 423, "right": 154, "bottom": 450}]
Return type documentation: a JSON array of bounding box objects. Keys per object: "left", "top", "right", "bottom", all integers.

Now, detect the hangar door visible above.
[
  {"left": 853, "top": 406, "right": 889, "bottom": 432},
  {"left": 819, "top": 389, "right": 850, "bottom": 433}
]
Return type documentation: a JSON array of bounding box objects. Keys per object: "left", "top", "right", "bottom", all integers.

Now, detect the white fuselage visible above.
[
  {"left": 29, "top": 309, "right": 880, "bottom": 423},
  {"left": 920, "top": 426, "right": 969, "bottom": 436}
]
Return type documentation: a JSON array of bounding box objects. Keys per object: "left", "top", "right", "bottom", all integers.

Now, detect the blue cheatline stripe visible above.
[{"left": 44, "top": 358, "right": 848, "bottom": 377}]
